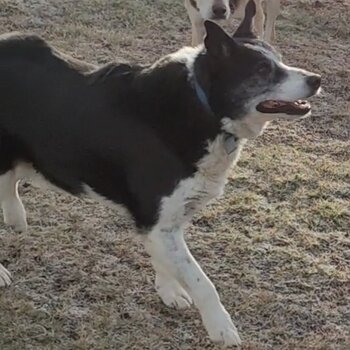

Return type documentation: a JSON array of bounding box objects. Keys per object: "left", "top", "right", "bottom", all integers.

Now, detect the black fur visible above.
[
  {"left": 0, "top": 26, "right": 289, "bottom": 229},
  {"left": 0, "top": 33, "right": 221, "bottom": 228}
]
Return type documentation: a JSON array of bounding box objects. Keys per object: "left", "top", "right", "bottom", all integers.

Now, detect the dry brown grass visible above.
[{"left": 0, "top": 0, "right": 349, "bottom": 349}]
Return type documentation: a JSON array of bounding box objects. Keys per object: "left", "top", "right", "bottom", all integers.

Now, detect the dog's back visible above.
[
  {"left": 0, "top": 33, "right": 93, "bottom": 190},
  {"left": 0, "top": 33, "right": 207, "bottom": 227}
]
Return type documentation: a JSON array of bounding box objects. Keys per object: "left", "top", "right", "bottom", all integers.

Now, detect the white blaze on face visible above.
[
  {"left": 196, "top": 0, "right": 231, "bottom": 19},
  {"left": 275, "top": 64, "right": 318, "bottom": 101}
]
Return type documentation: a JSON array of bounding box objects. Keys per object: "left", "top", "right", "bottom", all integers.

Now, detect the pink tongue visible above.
[
  {"left": 257, "top": 99, "right": 311, "bottom": 115},
  {"left": 261, "top": 100, "right": 309, "bottom": 110},
  {"left": 262, "top": 100, "right": 287, "bottom": 108}
]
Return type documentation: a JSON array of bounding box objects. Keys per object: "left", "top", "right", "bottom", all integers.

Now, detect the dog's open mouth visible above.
[{"left": 256, "top": 100, "right": 311, "bottom": 115}]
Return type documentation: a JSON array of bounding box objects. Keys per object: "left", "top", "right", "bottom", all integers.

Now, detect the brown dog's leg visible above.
[{"left": 264, "top": 0, "right": 281, "bottom": 42}]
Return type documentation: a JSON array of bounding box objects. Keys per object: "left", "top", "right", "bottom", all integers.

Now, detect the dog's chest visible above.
[{"left": 158, "top": 135, "right": 243, "bottom": 227}]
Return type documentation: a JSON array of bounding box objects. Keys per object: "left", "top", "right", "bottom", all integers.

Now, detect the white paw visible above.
[
  {"left": 4, "top": 217, "right": 28, "bottom": 233},
  {"left": 203, "top": 308, "right": 241, "bottom": 347},
  {"left": 155, "top": 274, "right": 193, "bottom": 310},
  {"left": 3, "top": 201, "right": 27, "bottom": 233},
  {"left": 0, "top": 264, "right": 12, "bottom": 287}
]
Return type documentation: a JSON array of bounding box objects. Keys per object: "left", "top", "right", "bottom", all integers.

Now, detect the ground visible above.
[{"left": 0, "top": 0, "right": 349, "bottom": 349}]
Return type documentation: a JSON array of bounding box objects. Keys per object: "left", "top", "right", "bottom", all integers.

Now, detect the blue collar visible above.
[
  {"left": 193, "top": 76, "right": 239, "bottom": 155},
  {"left": 193, "top": 75, "right": 212, "bottom": 114}
]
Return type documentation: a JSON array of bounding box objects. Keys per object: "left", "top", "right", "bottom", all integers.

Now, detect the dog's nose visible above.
[
  {"left": 212, "top": 5, "right": 227, "bottom": 19},
  {"left": 307, "top": 74, "right": 321, "bottom": 91}
]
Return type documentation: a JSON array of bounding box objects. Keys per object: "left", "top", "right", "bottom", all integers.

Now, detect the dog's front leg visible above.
[
  {"left": 144, "top": 227, "right": 241, "bottom": 346},
  {"left": 191, "top": 21, "right": 206, "bottom": 46},
  {"left": 254, "top": 0, "right": 265, "bottom": 39},
  {"left": 153, "top": 261, "right": 193, "bottom": 310},
  {"left": 185, "top": 0, "right": 206, "bottom": 46},
  {"left": 264, "top": 0, "right": 281, "bottom": 42}
]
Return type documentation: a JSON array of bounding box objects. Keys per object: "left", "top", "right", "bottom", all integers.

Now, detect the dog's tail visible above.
[{"left": 232, "top": 0, "right": 256, "bottom": 39}]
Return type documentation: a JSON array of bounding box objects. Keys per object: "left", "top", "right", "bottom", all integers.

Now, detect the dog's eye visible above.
[{"left": 256, "top": 62, "right": 271, "bottom": 75}]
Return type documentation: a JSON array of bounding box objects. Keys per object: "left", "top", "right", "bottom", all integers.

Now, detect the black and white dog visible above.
[{"left": 0, "top": 1, "right": 320, "bottom": 346}]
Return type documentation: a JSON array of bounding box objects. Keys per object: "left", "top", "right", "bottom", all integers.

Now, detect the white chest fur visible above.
[{"left": 157, "top": 134, "right": 244, "bottom": 229}]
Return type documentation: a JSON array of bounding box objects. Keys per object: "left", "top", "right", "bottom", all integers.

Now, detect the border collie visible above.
[
  {"left": 0, "top": 1, "right": 320, "bottom": 346},
  {"left": 185, "top": 0, "right": 281, "bottom": 45}
]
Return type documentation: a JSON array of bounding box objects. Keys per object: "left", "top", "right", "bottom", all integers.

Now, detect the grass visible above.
[{"left": 0, "top": 0, "right": 349, "bottom": 349}]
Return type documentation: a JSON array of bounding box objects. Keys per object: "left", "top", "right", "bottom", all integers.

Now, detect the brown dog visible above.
[{"left": 185, "top": 0, "right": 281, "bottom": 45}]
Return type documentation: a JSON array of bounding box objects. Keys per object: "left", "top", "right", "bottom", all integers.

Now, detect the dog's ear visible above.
[
  {"left": 204, "top": 21, "right": 237, "bottom": 57},
  {"left": 233, "top": 0, "right": 257, "bottom": 39}
]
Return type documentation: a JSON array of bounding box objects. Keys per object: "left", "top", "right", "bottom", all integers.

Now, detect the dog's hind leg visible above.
[
  {"left": 0, "top": 171, "right": 18, "bottom": 287},
  {"left": 0, "top": 171, "right": 27, "bottom": 233},
  {"left": 144, "top": 227, "right": 241, "bottom": 347},
  {"left": 0, "top": 263, "right": 11, "bottom": 287}
]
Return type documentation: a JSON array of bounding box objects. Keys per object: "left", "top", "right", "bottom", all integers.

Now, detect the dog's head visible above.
[
  {"left": 190, "top": 0, "right": 235, "bottom": 20},
  {"left": 195, "top": 0, "right": 321, "bottom": 137}
]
